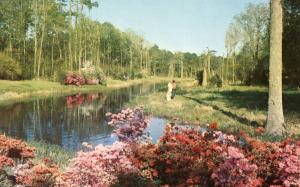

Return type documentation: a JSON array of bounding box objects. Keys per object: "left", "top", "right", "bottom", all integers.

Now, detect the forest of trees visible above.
[
  {"left": 0, "top": 0, "right": 299, "bottom": 86},
  {"left": 225, "top": 0, "right": 299, "bottom": 86}
]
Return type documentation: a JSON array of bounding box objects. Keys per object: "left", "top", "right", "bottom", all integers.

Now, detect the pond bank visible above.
[{"left": 0, "top": 77, "right": 174, "bottom": 106}]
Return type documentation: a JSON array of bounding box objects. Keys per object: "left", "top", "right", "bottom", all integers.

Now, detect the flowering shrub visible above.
[
  {"left": 57, "top": 142, "right": 137, "bottom": 187},
  {"left": 14, "top": 159, "right": 59, "bottom": 187},
  {"left": 64, "top": 71, "right": 85, "bottom": 86},
  {"left": 82, "top": 67, "right": 107, "bottom": 85},
  {"left": 1, "top": 112, "right": 300, "bottom": 187},
  {"left": 106, "top": 108, "right": 150, "bottom": 142},
  {"left": 211, "top": 146, "right": 262, "bottom": 187},
  {"left": 129, "top": 123, "right": 300, "bottom": 187},
  {"left": 271, "top": 142, "right": 300, "bottom": 186},
  {"left": 0, "top": 156, "right": 13, "bottom": 170},
  {"left": 239, "top": 131, "right": 300, "bottom": 186},
  {"left": 130, "top": 124, "right": 227, "bottom": 186},
  {"left": 0, "top": 134, "right": 35, "bottom": 160}
]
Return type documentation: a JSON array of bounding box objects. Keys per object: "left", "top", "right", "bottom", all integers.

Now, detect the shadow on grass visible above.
[
  {"left": 188, "top": 88, "right": 300, "bottom": 114},
  {"left": 183, "top": 96, "right": 261, "bottom": 128}
]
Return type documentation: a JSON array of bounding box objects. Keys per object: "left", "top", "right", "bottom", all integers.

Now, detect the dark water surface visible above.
[{"left": 0, "top": 83, "right": 166, "bottom": 151}]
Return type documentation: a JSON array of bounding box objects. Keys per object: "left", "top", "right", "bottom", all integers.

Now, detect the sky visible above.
[{"left": 90, "top": 0, "right": 268, "bottom": 55}]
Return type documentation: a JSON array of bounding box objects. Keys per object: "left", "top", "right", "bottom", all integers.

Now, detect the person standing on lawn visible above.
[{"left": 166, "top": 81, "right": 173, "bottom": 101}]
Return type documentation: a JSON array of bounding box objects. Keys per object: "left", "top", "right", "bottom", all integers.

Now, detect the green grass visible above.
[
  {"left": 28, "top": 140, "right": 74, "bottom": 169},
  {"left": 185, "top": 85, "right": 300, "bottom": 137},
  {"left": 126, "top": 82, "right": 300, "bottom": 140}
]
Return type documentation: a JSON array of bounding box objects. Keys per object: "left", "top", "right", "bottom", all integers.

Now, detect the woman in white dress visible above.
[{"left": 166, "top": 81, "right": 173, "bottom": 101}]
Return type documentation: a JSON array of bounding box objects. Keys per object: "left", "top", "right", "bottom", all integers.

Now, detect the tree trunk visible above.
[
  {"left": 232, "top": 54, "right": 235, "bottom": 83},
  {"left": 207, "top": 54, "right": 211, "bottom": 79},
  {"left": 130, "top": 47, "right": 133, "bottom": 78},
  {"left": 33, "top": 0, "right": 38, "bottom": 77},
  {"left": 37, "top": 0, "right": 46, "bottom": 78},
  {"left": 68, "top": 0, "right": 73, "bottom": 70},
  {"left": 265, "top": 0, "right": 285, "bottom": 136},
  {"left": 181, "top": 59, "right": 184, "bottom": 79},
  {"left": 202, "top": 68, "right": 207, "bottom": 86}
]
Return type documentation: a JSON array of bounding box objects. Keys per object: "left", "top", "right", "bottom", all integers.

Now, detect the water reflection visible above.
[{"left": 0, "top": 83, "right": 165, "bottom": 151}]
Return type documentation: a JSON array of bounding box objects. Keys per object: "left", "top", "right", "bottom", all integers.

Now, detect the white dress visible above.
[{"left": 166, "top": 82, "right": 172, "bottom": 101}]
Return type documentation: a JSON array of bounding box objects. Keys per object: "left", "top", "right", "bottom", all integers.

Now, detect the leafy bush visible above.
[
  {"left": 211, "top": 146, "right": 261, "bottom": 187},
  {"left": 82, "top": 67, "right": 107, "bottom": 85},
  {"left": 57, "top": 142, "right": 137, "bottom": 187},
  {"left": 64, "top": 71, "right": 85, "bottom": 86},
  {"left": 0, "top": 134, "right": 35, "bottom": 160},
  {"left": 196, "top": 70, "right": 203, "bottom": 85},
  {"left": 0, "top": 135, "right": 59, "bottom": 187},
  {"left": 209, "top": 74, "right": 222, "bottom": 87},
  {"left": 1, "top": 112, "right": 299, "bottom": 187},
  {"left": 129, "top": 122, "right": 300, "bottom": 187},
  {"left": 95, "top": 67, "right": 107, "bottom": 85},
  {"left": 13, "top": 159, "right": 59, "bottom": 187},
  {"left": 0, "top": 53, "right": 22, "bottom": 80},
  {"left": 106, "top": 108, "right": 150, "bottom": 142},
  {"left": 0, "top": 156, "right": 13, "bottom": 170},
  {"left": 136, "top": 69, "right": 149, "bottom": 79}
]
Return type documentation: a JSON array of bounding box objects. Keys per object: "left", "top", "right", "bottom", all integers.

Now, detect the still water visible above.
[{"left": 0, "top": 83, "right": 166, "bottom": 151}]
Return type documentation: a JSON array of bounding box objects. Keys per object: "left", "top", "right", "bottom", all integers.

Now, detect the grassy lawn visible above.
[{"left": 126, "top": 81, "right": 300, "bottom": 140}]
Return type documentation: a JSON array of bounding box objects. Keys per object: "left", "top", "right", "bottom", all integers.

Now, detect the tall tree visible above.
[
  {"left": 265, "top": 0, "right": 285, "bottom": 136},
  {"left": 225, "top": 23, "right": 240, "bottom": 83}
]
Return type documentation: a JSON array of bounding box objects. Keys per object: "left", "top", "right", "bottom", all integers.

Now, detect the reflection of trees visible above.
[{"left": 0, "top": 83, "right": 164, "bottom": 150}]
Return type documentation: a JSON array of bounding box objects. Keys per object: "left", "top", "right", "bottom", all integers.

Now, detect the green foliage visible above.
[
  {"left": 113, "top": 173, "right": 156, "bottom": 187},
  {"left": 104, "top": 65, "right": 128, "bottom": 80},
  {"left": 95, "top": 67, "right": 107, "bottom": 85},
  {"left": 283, "top": 0, "right": 300, "bottom": 86},
  {"left": 0, "top": 53, "right": 22, "bottom": 80},
  {"left": 135, "top": 69, "right": 149, "bottom": 79},
  {"left": 81, "top": 66, "right": 106, "bottom": 85},
  {"left": 0, "top": 0, "right": 299, "bottom": 86},
  {"left": 196, "top": 71, "right": 203, "bottom": 85},
  {"left": 209, "top": 74, "right": 222, "bottom": 88}
]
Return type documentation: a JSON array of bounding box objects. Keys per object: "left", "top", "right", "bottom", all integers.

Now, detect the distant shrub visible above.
[
  {"left": 95, "top": 67, "right": 107, "bottom": 85},
  {"left": 104, "top": 65, "right": 125, "bottom": 80},
  {"left": 209, "top": 74, "right": 222, "bottom": 87},
  {"left": 82, "top": 67, "right": 107, "bottom": 85},
  {"left": 0, "top": 53, "right": 22, "bottom": 80},
  {"left": 136, "top": 69, "right": 149, "bottom": 79},
  {"left": 196, "top": 71, "right": 203, "bottom": 85},
  {"left": 64, "top": 71, "right": 85, "bottom": 86}
]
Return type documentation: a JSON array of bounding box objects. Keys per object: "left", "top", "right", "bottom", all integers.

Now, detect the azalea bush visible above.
[
  {"left": 0, "top": 135, "right": 59, "bottom": 187},
  {"left": 0, "top": 155, "right": 13, "bottom": 170},
  {"left": 57, "top": 142, "right": 137, "bottom": 187},
  {"left": 13, "top": 159, "right": 59, "bottom": 187},
  {"left": 211, "top": 146, "right": 262, "bottom": 187},
  {"left": 106, "top": 108, "right": 150, "bottom": 142},
  {"left": 82, "top": 67, "right": 107, "bottom": 85},
  {"left": 0, "top": 110, "right": 299, "bottom": 187},
  {"left": 131, "top": 124, "right": 226, "bottom": 186},
  {"left": 0, "top": 134, "right": 35, "bottom": 160},
  {"left": 128, "top": 122, "right": 299, "bottom": 187},
  {"left": 64, "top": 71, "right": 85, "bottom": 86}
]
